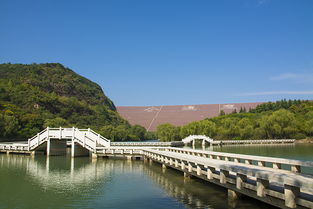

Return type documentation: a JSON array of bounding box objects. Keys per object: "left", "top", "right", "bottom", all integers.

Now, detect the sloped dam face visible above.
[{"left": 0, "top": 144, "right": 312, "bottom": 209}]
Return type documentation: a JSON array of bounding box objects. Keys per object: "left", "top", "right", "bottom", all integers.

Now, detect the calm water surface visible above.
[{"left": 0, "top": 144, "right": 312, "bottom": 209}]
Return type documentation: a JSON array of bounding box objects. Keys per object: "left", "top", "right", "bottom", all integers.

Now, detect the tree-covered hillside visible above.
[
  {"left": 0, "top": 63, "right": 155, "bottom": 141},
  {"left": 156, "top": 100, "right": 313, "bottom": 141}
]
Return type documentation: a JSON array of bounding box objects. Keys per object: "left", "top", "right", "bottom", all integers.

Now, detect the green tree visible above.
[
  {"left": 4, "top": 114, "right": 20, "bottom": 137},
  {"left": 198, "top": 120, "right": 216, "bottom": 137},
  {"left": 129, "top": 125, "right": 146, "bottom": 140},
  {"left": 44, "top": 117, "right": 69, "bottom": 128},
  {"left": 144, "top": 131, "right": 157, "bottom": 140},
  {"left": 157, "top": 123, "right": 181, "bottom": 142}
]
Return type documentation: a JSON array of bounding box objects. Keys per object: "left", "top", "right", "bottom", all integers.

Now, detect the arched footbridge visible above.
[{"left": 182, "top": 135, "right": 215, "bottom": 146}]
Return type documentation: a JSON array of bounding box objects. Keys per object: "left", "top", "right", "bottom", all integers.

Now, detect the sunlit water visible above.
[{"left": 0, "top": 144, "right": 312, "bottom": 209}]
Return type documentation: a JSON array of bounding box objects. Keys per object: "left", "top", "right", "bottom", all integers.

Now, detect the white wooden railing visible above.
[
  {"left": 26, "top": 127, "right": 110, "bottom": 152},
  {"left": 155, "top": 147, "right": 313, "bottom": 174}
]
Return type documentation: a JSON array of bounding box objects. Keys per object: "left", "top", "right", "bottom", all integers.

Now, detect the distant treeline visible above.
[
  {"left": 156, "top": 99, "right": 313, "bottom": 141},
  {"left": 0, "top": 63, "right": 155, "bottom": 141}
]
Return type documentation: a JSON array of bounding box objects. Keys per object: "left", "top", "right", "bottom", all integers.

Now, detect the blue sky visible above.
[{"left": 0, "top": 0, "right": 312, "bottom": 106}]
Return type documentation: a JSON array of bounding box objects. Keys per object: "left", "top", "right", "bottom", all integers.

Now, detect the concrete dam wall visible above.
[{"left": 117, "top": 102, "right": 263, "bottom": 131}]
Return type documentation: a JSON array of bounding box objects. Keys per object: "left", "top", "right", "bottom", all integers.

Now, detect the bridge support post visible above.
[
  {"left": 228, "top": 189, "right": 240, "bottom": 200},
  {"left": 47, "top": 138, "right": 50, "bottom": 156},
  {"left": 162, "top": 164, "right": 167, "bottom": 170},
  {"left": 71, "top": 141, "right": 89, "bottom": 158},
  {"left": 184, "top": 172, "right": 190, "bottom": 178},
  {"left": 228, "top": 189, "right": 239, "bottom": 209},
  {"left": 91, "top": 153, "right": 98, "bottom": 159},
  {"left": 46, "top": 139, "right": 67, "bottom": 156},
  {"left": 30, "top": 151, "right": 36, "bottom": 158}
]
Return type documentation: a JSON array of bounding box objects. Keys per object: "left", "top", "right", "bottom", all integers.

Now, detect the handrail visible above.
[
  {"left": 24, "top": 127, "right": 111, "bottom": 152},
  {"left": 157, "top": 147, "right": 313, "bottom": 173}
]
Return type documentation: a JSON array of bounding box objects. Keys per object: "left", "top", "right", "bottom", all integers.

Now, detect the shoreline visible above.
[{"left": 295, "top": 138, "right": 313, "bottom": 144}]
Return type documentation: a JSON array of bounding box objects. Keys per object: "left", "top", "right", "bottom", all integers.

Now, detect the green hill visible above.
[{"left": 0, "top": 63, "right": 154, "bottom": 141}]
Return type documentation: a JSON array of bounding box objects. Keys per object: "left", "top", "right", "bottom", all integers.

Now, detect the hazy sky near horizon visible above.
[{"left": 1, "top": 0, "right": 312, "bottom": 106}]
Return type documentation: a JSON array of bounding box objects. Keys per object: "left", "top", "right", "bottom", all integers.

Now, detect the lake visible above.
[{"left": 0, "top": 144, "right": 312, "bottom": 209}]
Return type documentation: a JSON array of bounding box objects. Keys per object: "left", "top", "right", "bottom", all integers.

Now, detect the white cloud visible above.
[
  {"left": 270, "top": 73, "right": 313, "bottom": 83},
  {"left": 239, "top": 91, "right": 313, "bottom": 96}
]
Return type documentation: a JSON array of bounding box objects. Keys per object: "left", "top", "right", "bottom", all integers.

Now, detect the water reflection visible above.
[
  {"left": 0, "top": 154, "right": 277, "bottom": 209},
  {"left": 142, "top": 162, "right": 273, "bottom": 209},
  {"left": 0, "top": 155, "right": 109, "bottom": 192}
]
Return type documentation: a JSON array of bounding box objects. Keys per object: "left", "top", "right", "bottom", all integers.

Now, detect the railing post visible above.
[
  {"left": 181, "top": 161, "right": 185, "bottom": 170},
  {"left": 273, "top": 163, "right": 281, "bottom": 169},
  {"left": 188, "top": 163, "right": 193, "bottom": 172},
  {"left": 236, "top": 173, "right": 247, "bottom": 190},
  {"left": 59, "top": 127, "right": 62, "bottom": 139},
  {"left": 196, "top": 165, "right": 201, "bottom": 175},
  {"left": 83, "top": 133, "right": 86, "bottom": 147},
  {"left": 291, "top": 165, "right": 301, "bottom": 173},
  {"left": 284, "top": 184, "right": 300, "bottom": 208},
  {"left": 220, "top": 169, "right": 229, "bottom": 184},
  {"left": 256, "top": 178, "right": 269, "bottom": 197},
  {"left": 47, "top": 127, "right": 49, "bottom": 139},
  {"left": 245, "top": 159, "right": 252, "bottom": 165},
  {"left": 71, "top": 127, "right": 75, "bottom": 158},
  {"left": 206, "top": 166, "right": 215, "bottom": 180}
]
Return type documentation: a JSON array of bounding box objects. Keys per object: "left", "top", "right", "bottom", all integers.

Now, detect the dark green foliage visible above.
[
  {"left": 156, "top": 123, "right": 181, "bottom": 142},
  {"left": 0, "top": 63, "right": 155, "bottom": 141},
  {"left": 250, "top": 99, "right": 307, "bottom": 113},
  {"left": 157, "top": 100, "right": 313, "bottom": 141}
]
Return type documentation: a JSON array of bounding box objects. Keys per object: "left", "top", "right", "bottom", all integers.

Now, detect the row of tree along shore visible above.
[{"left": 156, "top": 99, "right": 313, "bottom": 142}]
